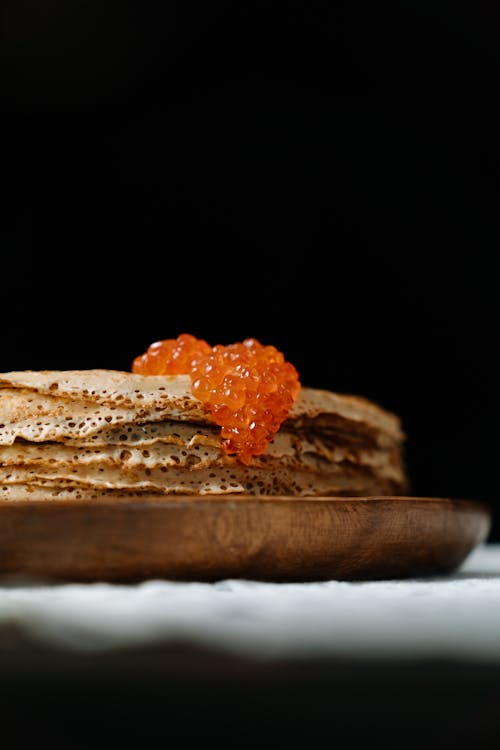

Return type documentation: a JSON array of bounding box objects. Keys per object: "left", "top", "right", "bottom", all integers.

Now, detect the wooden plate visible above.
[{"left": 0, "top": 496, "right": 491, "bottom": 582}]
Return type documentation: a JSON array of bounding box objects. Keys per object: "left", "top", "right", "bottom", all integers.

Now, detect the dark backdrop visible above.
[{"left": 1, "top": 1, "right": 498, "bottom": 537}]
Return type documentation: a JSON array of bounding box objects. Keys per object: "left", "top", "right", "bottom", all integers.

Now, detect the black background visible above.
[{"left": 1, "top": 1, "right": 499, "bottom": 538}]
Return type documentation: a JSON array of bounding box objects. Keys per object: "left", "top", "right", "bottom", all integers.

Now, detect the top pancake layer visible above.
[{"left": 0, "top": 370, "right": 403, "bottom": 444}]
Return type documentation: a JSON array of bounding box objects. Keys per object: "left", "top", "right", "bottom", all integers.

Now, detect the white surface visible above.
[{"left": 1, "top": 544, "right": 500, "bottom": 659}]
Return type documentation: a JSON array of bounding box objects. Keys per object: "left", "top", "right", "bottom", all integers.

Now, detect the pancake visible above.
[
  {"left": 0, "top": 370, "right": 408, "bottom": 499},
  {"left": 0, "top": 370, "right": 402, "bottom": 436}
]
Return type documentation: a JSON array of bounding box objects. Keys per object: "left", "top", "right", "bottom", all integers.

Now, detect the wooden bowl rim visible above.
[{"left": 0, "top": 494, "right": 491, "bottom": 512}]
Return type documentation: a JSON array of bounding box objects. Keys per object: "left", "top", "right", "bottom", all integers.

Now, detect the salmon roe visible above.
[
  {"left": 132, "top": 334, "right": 211, "bottom": 376},
  {"left": 132, "top": 334, "right": 301, "bottom": 464}
]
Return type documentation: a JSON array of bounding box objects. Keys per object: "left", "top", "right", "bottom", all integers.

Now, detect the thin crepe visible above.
[
  {"left": 0, "top": 369, "right": 408, "bottom": 499},
  {"left": 0, "top": 370, "right": 403, "bottom": 439}
]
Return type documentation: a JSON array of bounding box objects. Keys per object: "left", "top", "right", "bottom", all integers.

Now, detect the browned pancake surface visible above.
[{"left": 0, "top": 370, "right": 408, "bottom": 498}]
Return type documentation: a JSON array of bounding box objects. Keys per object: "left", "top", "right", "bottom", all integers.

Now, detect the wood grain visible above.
[{"left": 0, "top": 496, "right": 490, "bottom": 582}]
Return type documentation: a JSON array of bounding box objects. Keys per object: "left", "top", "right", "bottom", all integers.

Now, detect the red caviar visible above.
[
  {"left": 132, "top": 334, "right": 211, "bottom": 375},
  {"left": 132, "top": 334, "right": 301, "bottom": 464}
]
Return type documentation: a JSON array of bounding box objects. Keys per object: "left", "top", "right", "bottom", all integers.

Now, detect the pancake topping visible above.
[{"left": 132, "top": 334, "right": 301, "bottom": 464}]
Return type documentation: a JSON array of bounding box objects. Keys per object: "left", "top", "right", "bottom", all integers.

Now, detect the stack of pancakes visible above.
[{"left": 0, "top": 370, "right": 408, "bottom": 499}]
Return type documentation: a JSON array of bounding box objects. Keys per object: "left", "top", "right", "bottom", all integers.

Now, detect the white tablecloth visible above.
[{"left": 1, "top": 544, "right": 499, "bottom": 659}]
